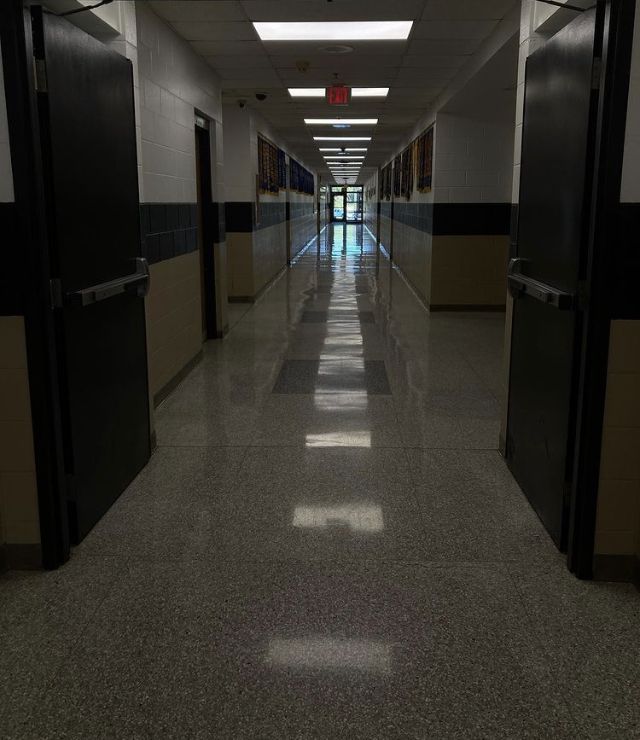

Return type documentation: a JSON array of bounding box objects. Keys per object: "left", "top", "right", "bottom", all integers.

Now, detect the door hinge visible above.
[
  {"left": 33, "top": 57, "right": 47, "bottom": 93},
  {"left": 591, "top": 57, "right": 602, "bottom": 90},
  {"left": 49, "top": 278, "right": 63, "bottom": 309}
]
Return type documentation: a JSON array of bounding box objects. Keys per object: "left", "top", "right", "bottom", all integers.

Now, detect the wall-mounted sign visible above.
[{"left": 326, "top": 85, "right": 351, "bottom": 106}]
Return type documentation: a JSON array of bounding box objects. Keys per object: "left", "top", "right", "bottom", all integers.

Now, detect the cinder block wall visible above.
[
  {"left": 429, "top": 113, "right": 513, "bottom": 309},
  {"left": 223, "top": 105, "right": 318, "bottom": 301},
  {"left": 134, "top": 4, "right": 224, "bottom": 403}
]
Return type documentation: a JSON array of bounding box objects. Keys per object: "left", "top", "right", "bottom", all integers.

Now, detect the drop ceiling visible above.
[{"left": 149, "top": 0, "right": 519, "bottom": 183}]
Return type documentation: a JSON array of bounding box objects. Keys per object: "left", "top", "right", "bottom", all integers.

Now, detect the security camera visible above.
[
  {"left": 238, "top": 99, "right": 247, "bottom": 108},
  {"left": 255, "top": 92, "right": 268, "bottom": 102}
]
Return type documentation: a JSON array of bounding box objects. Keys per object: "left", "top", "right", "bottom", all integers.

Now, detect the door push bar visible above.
[
  {"left": 67, "top": 257, "right": 150, "bottom": 307},
  {"left": 507, "top": 257, "right": 574, "bottom": 310}
]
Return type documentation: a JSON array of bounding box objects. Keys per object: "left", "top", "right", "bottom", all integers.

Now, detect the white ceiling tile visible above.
[
  {"left": 206, "top": 55, "right": 271, "bottom": 69},
  {"left": 241, "top": 0, "right": 426, "bottom": 21},
  {"left": 150, "top": 1, "right": 246, "bottom": 23},
  {"left": 269, "top": 54, "right": 404, "bottom": 69},
  {"left": 406, "top": 38, "right": 482, "bottom": 55},
  {"left": 402, "top": 52, "right": 468, "bottom": 68},
  {"left": 412, "top": 20, "right": 499, "bottom": 40},
  {"left": 170, "top": 22, "right": 257, "bottom": 41},
  {"left": 191, "top": 40, "right": 265, "bottom": 55},
  {"left": 422, "top": 0, "right": 517, "bottom": 21},
  {"left": 216, "top": 68, "right": 280, "bottom": 81},
  {"left": 258, "top": 40, "right": 410, "bottom": 56}
]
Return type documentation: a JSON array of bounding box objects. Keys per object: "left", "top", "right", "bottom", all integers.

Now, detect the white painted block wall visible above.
[
  {"left": 434, "top": 113, "right": 514, "bottom": 204},
  {"left": 136, "top": 3, "right": 223, "bottom": 204}
]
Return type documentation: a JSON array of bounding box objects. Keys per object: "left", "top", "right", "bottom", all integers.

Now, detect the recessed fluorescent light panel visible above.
[
  {"left": 254, "top": 22, "right": 412, "bottom": 42},
  {"left": 314, "top": 137, "right": 371, "bottom": 141},
  {"left": 305, "top": 119, "right": 378, "bottom": 125},
  {"left": 352, "top": 88, "right": 389, "bottom": 97},
  {"left": 289, "top": 87, "right": 389, "bottom": 98},
  {"left": 323, "top": 155, "right": 365, "bottom": 159},
  {"left": 288, "top": 89, "right": 325, "bottom": 97}
]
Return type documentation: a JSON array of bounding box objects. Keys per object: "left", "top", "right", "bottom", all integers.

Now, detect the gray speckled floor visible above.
[{"left": 2, "top": 224, "right": 639, "bottom": 739}]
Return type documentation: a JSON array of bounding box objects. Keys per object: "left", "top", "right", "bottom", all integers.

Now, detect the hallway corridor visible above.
[{"left": 2, "top": 225, "right": 639, "bottom": 738}]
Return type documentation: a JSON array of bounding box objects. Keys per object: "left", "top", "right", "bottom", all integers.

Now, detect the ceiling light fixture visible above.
[
  {"left": 288, "top": 87, "right": 389, "bottom": 98},
  {"left": 319, "top": 148, "right": 367, "bottom": 152},
  {"left": 305, "top": 118, "right": 378, "bottom": 125},
  {"left": 314, "top": 136, "right": 371, "bottom": 141},
  {"left": 352, "top": 88, "right": 390, "bottom": 97},
  {"left": 253, "top": 21, "right": 413, "bottom": 42},
  {"left": 288, "top": 89, "right": 325, "bottom": 97},
  {"left": 323, "top": 155, "right": 365, "bottom": 159}
]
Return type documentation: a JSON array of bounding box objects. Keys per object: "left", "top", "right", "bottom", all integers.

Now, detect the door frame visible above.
[
  {"left": 195, "top": 113, "right": 218, "bottom": 340},
  {"left": 566, "top": 0, "right": 637, "bottom": 577},
  {"left": 330, "top": 186, "right": 346, "bottom": 222},
  {"left": 508, "top": 0, "right": 636, "bottom": 578},
  {"left": 0, "top": 1, "right": 70, "bottom": 568}
]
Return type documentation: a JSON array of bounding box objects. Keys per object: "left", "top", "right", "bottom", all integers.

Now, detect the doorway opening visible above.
[
  {"left": 330, "top": 186, "right": 363, "bottom": 223},
  {"left": 195, "top": 114, "right": 217, "bottom": 340}
]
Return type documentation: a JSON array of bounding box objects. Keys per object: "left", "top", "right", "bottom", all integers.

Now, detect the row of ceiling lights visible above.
[{"left": 252, "top": 21, "right": 414, "bottom": 182}]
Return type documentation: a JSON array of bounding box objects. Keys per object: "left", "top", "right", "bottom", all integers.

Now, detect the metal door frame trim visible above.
[
  {"left": 0, "top": 1, "right": 70, "bottom": 568},
  {"left": 567, "top": 0, "right": 637, "bottom": 578}
]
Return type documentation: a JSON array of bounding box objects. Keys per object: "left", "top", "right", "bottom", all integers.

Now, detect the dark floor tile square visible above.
[
  {"left": 272, "top": 360, "right": 321, "bottom": 393},
  {"left": 358, "top": 311, "right": 375, "bottom": 324},
  {"left": 360, "top": 360, "right": 392, "bottom": 394}
]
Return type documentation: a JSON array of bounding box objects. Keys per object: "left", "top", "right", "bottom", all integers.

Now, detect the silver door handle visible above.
[
  {"left": 68, "top": 257, "right": 150, "bottom": 306},
  {"left": 507, "top": 257, "right": 573, "bottom": 310}
]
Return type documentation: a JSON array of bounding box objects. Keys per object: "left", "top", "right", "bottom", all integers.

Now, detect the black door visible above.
[
  {"left": 33, "top": 9, "right": 151, "bottom": 542},
  {"left": 506, "top": 8, "right": 600, "bottom": 549}
]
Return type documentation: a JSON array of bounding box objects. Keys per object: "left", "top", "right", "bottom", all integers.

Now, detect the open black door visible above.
[
  {"left": 32, "top": 8, "right": 151, "bottom": 543},
  {"left": 506, "top": 8, "right": 601, "bottom": 549}
]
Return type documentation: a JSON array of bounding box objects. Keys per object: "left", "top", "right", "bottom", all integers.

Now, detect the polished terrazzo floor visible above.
[{"left": 2, "top": 224, "right": 639, "bottom": 738}]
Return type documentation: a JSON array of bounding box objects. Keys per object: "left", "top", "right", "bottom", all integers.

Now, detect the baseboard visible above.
[
  {"left": 1, "top": 543, "right": 42, "bottom": 570},
  {"left": 153, "top": 349, "right": 203, "bottom": 408},
  {"left": 429, "top": 304, "right": 506, "bottom": 312},
  {"left": 593, "top": 554, "right": 640, "bottom": 587}
]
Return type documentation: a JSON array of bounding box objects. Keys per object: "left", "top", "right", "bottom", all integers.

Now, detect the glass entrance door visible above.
[
  {"left": 345, "top": 187, "right": 363, "bottom": 222},
  {"left": 332, "top": 192, "right": 345, "bottom": 221},
  {"left": 330, "top": 186, "right": 363, "bottom": 223}
]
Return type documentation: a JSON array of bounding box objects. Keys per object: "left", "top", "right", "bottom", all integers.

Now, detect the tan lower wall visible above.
[
  {"left": 0, "top": 317, "right": 40, "bottom": 551},
  {"left": 213, "top": 240, "right": 229, "bottom": 334},
  {"left": 430, "top": 235, "right": 509, "bottom": 308},
  {"left": 253, "top": 222, "right": 287, "bottom": 296},
  {"left": 226, "top": 232, "right": 254, "bottom": 299},
  {"left": 379, "top": 213, "right": 392, "bottom": 253},
  {"left": 227, "top": 224, "right": 289, "bottom": 301},
  {"left": 146, "top": 251, "right": 203, "bottom": 402},
  {"left": 594, "top": 320, "right": 640, "bottom": 567},
  {"left": 391, "top": 221, "right": 433, "bottom": 304}
]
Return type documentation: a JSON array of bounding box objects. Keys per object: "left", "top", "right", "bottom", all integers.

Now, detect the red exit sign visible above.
[{"left": 326, "top": 85, "right": 351, "bottom": 106}]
